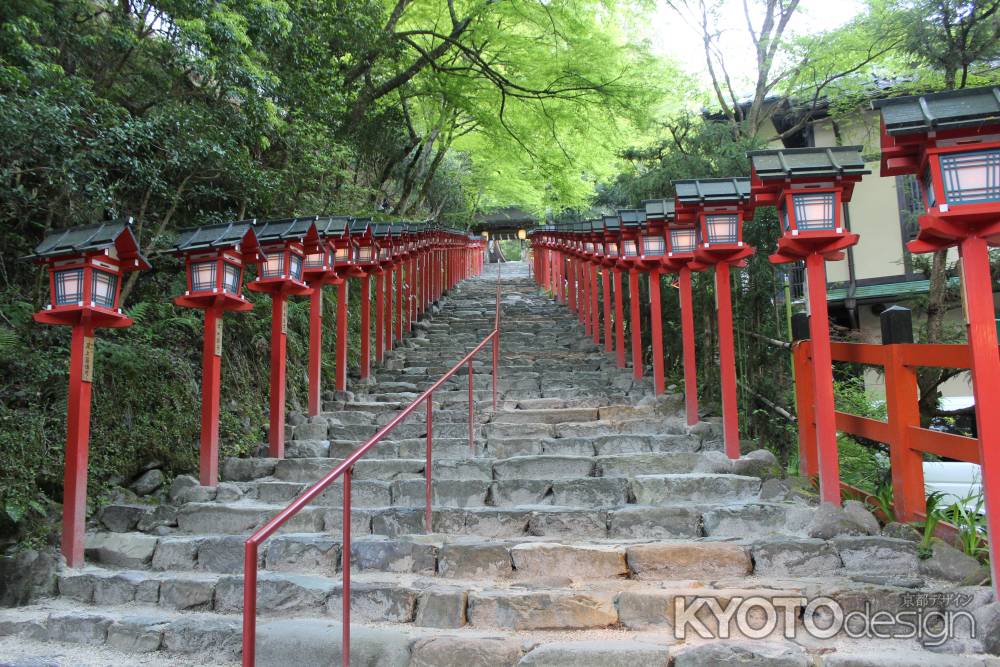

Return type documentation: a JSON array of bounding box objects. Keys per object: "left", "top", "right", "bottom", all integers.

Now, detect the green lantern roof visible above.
[
  {"left": 873, "top": 85, "right": 1000, "bottom": 135},
  {"left": 674, "top": 178, "right": 751, "bottom": 204},
  {"left": 749, "top": 146, "right": 871, "bottom": 179}
]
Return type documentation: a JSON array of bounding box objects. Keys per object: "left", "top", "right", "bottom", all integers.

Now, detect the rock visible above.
[
  {"left": 163, "top": 617, "right": 240, "bottom": 657},
  {"left": 99, "top": 504, "right": 151, "bottom": 532},
  {"left": 411, "top": 635, "right": 523, "bottom": 666},
  {"left": 106, "top": 618, "right": 164, "bottom": 653},
  {"left": 752, "top": 538, "right": 842, "bottom": 576},
  {"left": 414, "top": 588, "right": 467, "bottom": 628},
  {"left": 331, "top": 390, "right": 354, "bottom": 403},
  {"left": 168, "top": 475, "right": 200, "bottom": 501},
  {"left": 518, "top": 640, "right": 670, "bottom": 666},
  {"left": 976, "top": 601, "right": 1000, "bottom": 655},
  {"left": 131, "top": 469, "right": 165, "bottom": 496},
  {"left": 46, "top": 612, "right": 111, "bottom": 645},
  {"left": 438, "top": 542, "right": 513, "bottom": 578},
  {"left": 823, "top": 649, "right": 994, "bottom": 665},
  {"left": 512, "top": 543, "right": 626, "bottom": 579},
  {"left": 158, "top": 578, "right": 214, "bottom": 610},
  {"left": 671, "top": 640, "right": 808, "bottom": 666},
  {"left": 255, "top": 619, "right": 409, "bottom": 666},
  {"left": 807, "top": 502, "right": 870, "bottom": 539},
  {"left": 197, "top": 536, "right": 247, "bottom": 574},
  {"left": 266, "top": 535, "right": 340, "bottom": 573},
  {"left": 286, "top": 411, "right": 307, "bottom": 427},
  {"left": 880, "top": 521, "right": 919, "bottom": 542},
  {"left": 760, "top": 478, "right": 791, "bottom": 500},
  {"left": 626, "top": 542, "right": 751, "bottom": 579},
  {"left": 918, "top": 540, "right": 990, "bottom": 584},
  {"left": 152, "top": 537, "right": 200, "bottom": 571},
  {"left": 843, "top": 499, "right": 881, "bottom": 535},
  {"left": 0, "top": 548, "right": 59, "bottom": 606},
  {"left": 293, "top": 422, "right": 329, "bottom": 441},
  {"left": 214, "top": 482, "right": 243, "bottom": 503},
  {"left": 834, "top": 536, "right": 918, "bottom": 573},
  {"left": 85, "top": 532, "right": 158, "bottom": 568},
  {"left": 136, "top": 505, "right": 178, "bottom": 532},
  {"left": 732, "top": 449, "right": 780, "bottom": 478},
  {"left": 467, "top": 590, "right": 617, "bottom": 630}
]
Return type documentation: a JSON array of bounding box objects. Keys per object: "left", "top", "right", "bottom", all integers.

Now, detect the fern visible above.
[
  {"left": 0, "top": 327, "right": 17, "bottom": 354},
  {"left": 127, "top": 301, "right": 154, "bottom": 325}
]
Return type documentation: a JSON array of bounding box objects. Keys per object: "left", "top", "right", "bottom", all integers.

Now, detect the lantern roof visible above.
[
  {"left": 171, "top": 219, "right": 262, "bottom": 262},
  {"left": 618, "top": 209, "right": 646, "bottom": 228},
  {"left": 873, "top": 86, "right": 1000, "bottom": 136},
  {"left": 372, "top": 222, "right": 393, "bottom": 238},
  {"left": 749, "top": 146, "right": 870, "bottom": 180},
  {"left": 28, "top": 218, "right": 151, "bottom": 269},
  {"left": 590, "top": 219, "right": 605, "bottom": 232},
  {"left": 349, "top": 218, "right": 372, "bottom": 235},
  {"left": 643, "top": 199, "right": 676, "bottom": 220},
  {"left": 314, "top": 216, "right": 351, "bottom": 239},
  {"left": 602, "top": 214, "right": 620, "bottom": 231},
  {"left": 675, "top": 178, "right": 751, "bottom": 204},
  {"left": 256, "top": 216, "right": 318, "bottom": 243}
]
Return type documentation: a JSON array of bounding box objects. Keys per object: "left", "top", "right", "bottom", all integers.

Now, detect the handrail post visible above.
[
  {"left": 492, "top": 334, "right": 498, "bottom": 412},
  {"left": 241, "top": 542, "right": 258, "bottom": 666},
  {"left": 468, "top": 359, "right": 475, "bottom": 452},
  {"left": 342, "top": 467, "right": 351, "bottom": 667},
  {"left": 425, "top": 396, "right": 433, "bottom": 533},
  {"left": 880, "top": 306, "right": 924, "bottom": 523}
]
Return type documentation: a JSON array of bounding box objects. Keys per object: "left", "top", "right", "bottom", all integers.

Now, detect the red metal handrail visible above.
[{"left": 241, "top": 266, "right": 501, "bottom": 666}]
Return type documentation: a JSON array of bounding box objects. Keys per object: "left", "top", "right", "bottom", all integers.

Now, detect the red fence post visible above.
[
  {"left": 678, "top": 266, "right": 699, "bottom": 425},
  {"left": 335, "top": 281, "right": 348, "bottom": 391},
  {"left": 307, "top": 287, "right": 324, "bottom": 417},
  {"left": 375, "top": 271, "right": 384, "bottom": 365},
  {"left": 649, "top": 271, "right": 665, "bottom": 395},
  {"left": 714, "top": 262, "right": 740, "bottom": 459},
  {"left": 425, "top": 397, "right": 433, "bottom": 534},
  {"left": 342, "top": 467, "right": 351, "bottom": 667},
  {"left": 613, "top": 269, "right": 626, "bottom": 369},
  {"left": 602, "top": 269, "right": 613, "bottom": 354},
  {"left": 268, "top": 295, "right": 287, "bottom": 459},
  {"left": 804, "top": 253, "right": 841, "bottom": 504},
  {"left": 359, "top": 276, "right": 371, "bottom": 381},
  {"left": 395, "top": 263, "right": 403, "bottom": 343},
  {"left": 628, "top": 269, "right": 643, "bottom": 379},
  {"left": 591, "top": 263, "right": 600, "bottom": 345},
  {"left": 61, "top": 323, "right": 94, "bottom": 568},
  {"left": 200, "top": 306, "right": 224, "bottom": 484},
  {"left": 468, "top": 359, "right": 475, "bottom": 452}
]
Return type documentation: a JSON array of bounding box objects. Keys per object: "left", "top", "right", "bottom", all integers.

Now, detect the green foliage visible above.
[
  {"left": 945, "top": 492, "right": 989, "bottom": 564},
  {"left": 918, "top": 491, "right": 948, "bottom": 559}
]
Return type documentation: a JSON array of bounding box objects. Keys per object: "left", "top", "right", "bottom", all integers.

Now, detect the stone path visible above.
[{"left": 1, "top": 262, "right": 997, "bottom": 666}]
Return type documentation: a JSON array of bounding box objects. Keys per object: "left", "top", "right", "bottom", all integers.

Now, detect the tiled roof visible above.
[
  {"left": 873, "top": 86, "right": 1000, "bottom": 135},
  {"left": 643, "top": 199, "right": 675, "bottom": 219},
  {"left": 749, "top": 146, "right": 870, "bottom": 179},
  {"left": 31, "top": 220, "right": 137, "bottom": 259},
  {"left": 674, "top": 178, "right": 751, "bottom": 203},
  {"left": 256, "top": 216, "right": 316, "bottom": 242}
]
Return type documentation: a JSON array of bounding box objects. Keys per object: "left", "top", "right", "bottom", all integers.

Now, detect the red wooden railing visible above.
[
  {"left": 792, "top": 338, "right": 987, "bottom": 528},
  {"left": 241, "top": 268, "right": 501, "bottom": 666}
]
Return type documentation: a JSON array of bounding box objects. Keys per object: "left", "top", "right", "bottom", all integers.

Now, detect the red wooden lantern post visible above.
[
  {"left": 330, "top": 221, "right": 358, "bottom": 392},
  {"left": 875, "top": 85, "right": 1000, "bottom": 588},
  {"left": 345, "top": 219, "right": 379, "bottom": 381},
  {"left": 30, "top": 220, "right": 151, "bottom": 567},
  {"left": 675, "top": 178, "right": 755, "bottom": 459},
  {"left": 246, "top": 218, "right": 316, "bottom": 459},
  {"left": 641, "top": 202, "right": 672, "bottom": 395},
  {"left": 602, "top": 215, "right": 627, "bottom": 368},
  {"left": 302, "top": 216, "right": 351, "bottom": 416},
  {"left": 657, "top": 199, "right": 703, "bottom": 426},
  {"left": 749, "top": 146, "right": 871, "bottom": 504},
  {"left": 588, "top": 220, "right": 606, "bottom": 346},
  {"left": 618, "top": 209, "right": 646, "bottom": 379},
  {"left": 172, "top": 220, "right": 263, "bottom": 485}
]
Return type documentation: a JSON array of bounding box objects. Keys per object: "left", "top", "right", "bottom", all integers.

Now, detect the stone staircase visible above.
[{"left": 1, "top": 262, "right": 997, "bottom": 666}]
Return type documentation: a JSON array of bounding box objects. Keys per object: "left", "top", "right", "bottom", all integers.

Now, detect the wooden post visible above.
[
  {"left": 375, "top": 271, "right": 384, "bottom": 364},
  {"left": 201, "top": 305, "right": 224, "bottom": 484},
  {"left": 359, "top": 275, "right": 371, "bottom": 380},
  {"left": 805, "top": 253, "right": 840, "bottom": 503},
  {"left": 602, "top": 268, "right": 613, "bottom": 354},
  {"left": 629, "top": 269, "right": 642, "bottom": 379},
  {"left": 307, "top": 286, "right": 323, "bottom": 416},
  {"left": 649, "top": 271, "right": 665, "bottom": 395},
  {"left": 335, "top": 281, "right": 348, "bottom": 391},
  {"left": 268, "top": 294, "right": 287, "bottom": 458},
  {"left": 62, "top": 323, "right": 94, "bottom": 567},
  {"left": 591, "top": 263, "right": 600, "bottom": 345},
  {"left": 957, "top": 236, "right": 1000, "bottom": 590},
  {"left": 715, "top": 262, "right": 739, "bottom": 459},
  {"left": 614, "top": 269, "right": 626, "bottom": 368},
  {"left": 678, "top": 266, "right": 698, "bottom": 425}
]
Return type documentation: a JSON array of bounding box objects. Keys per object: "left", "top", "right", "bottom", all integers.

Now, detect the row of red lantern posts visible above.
[
  {"left": 28, "top": 217, "right": 485, "bottom": 567},
  {"left": 532, "top": 84, "right": 1000, "bottom": 587}
]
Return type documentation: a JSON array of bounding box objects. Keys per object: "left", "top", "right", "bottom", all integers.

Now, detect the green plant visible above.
[
  {"left": 945, "top": 492, "right": 990, "bottom": 565},
  {"left": 868, "top": 481, "right": 897, "bottom": 525},
  {"left": 916, "top": 491, "right": 947, "bottom": 559}
]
